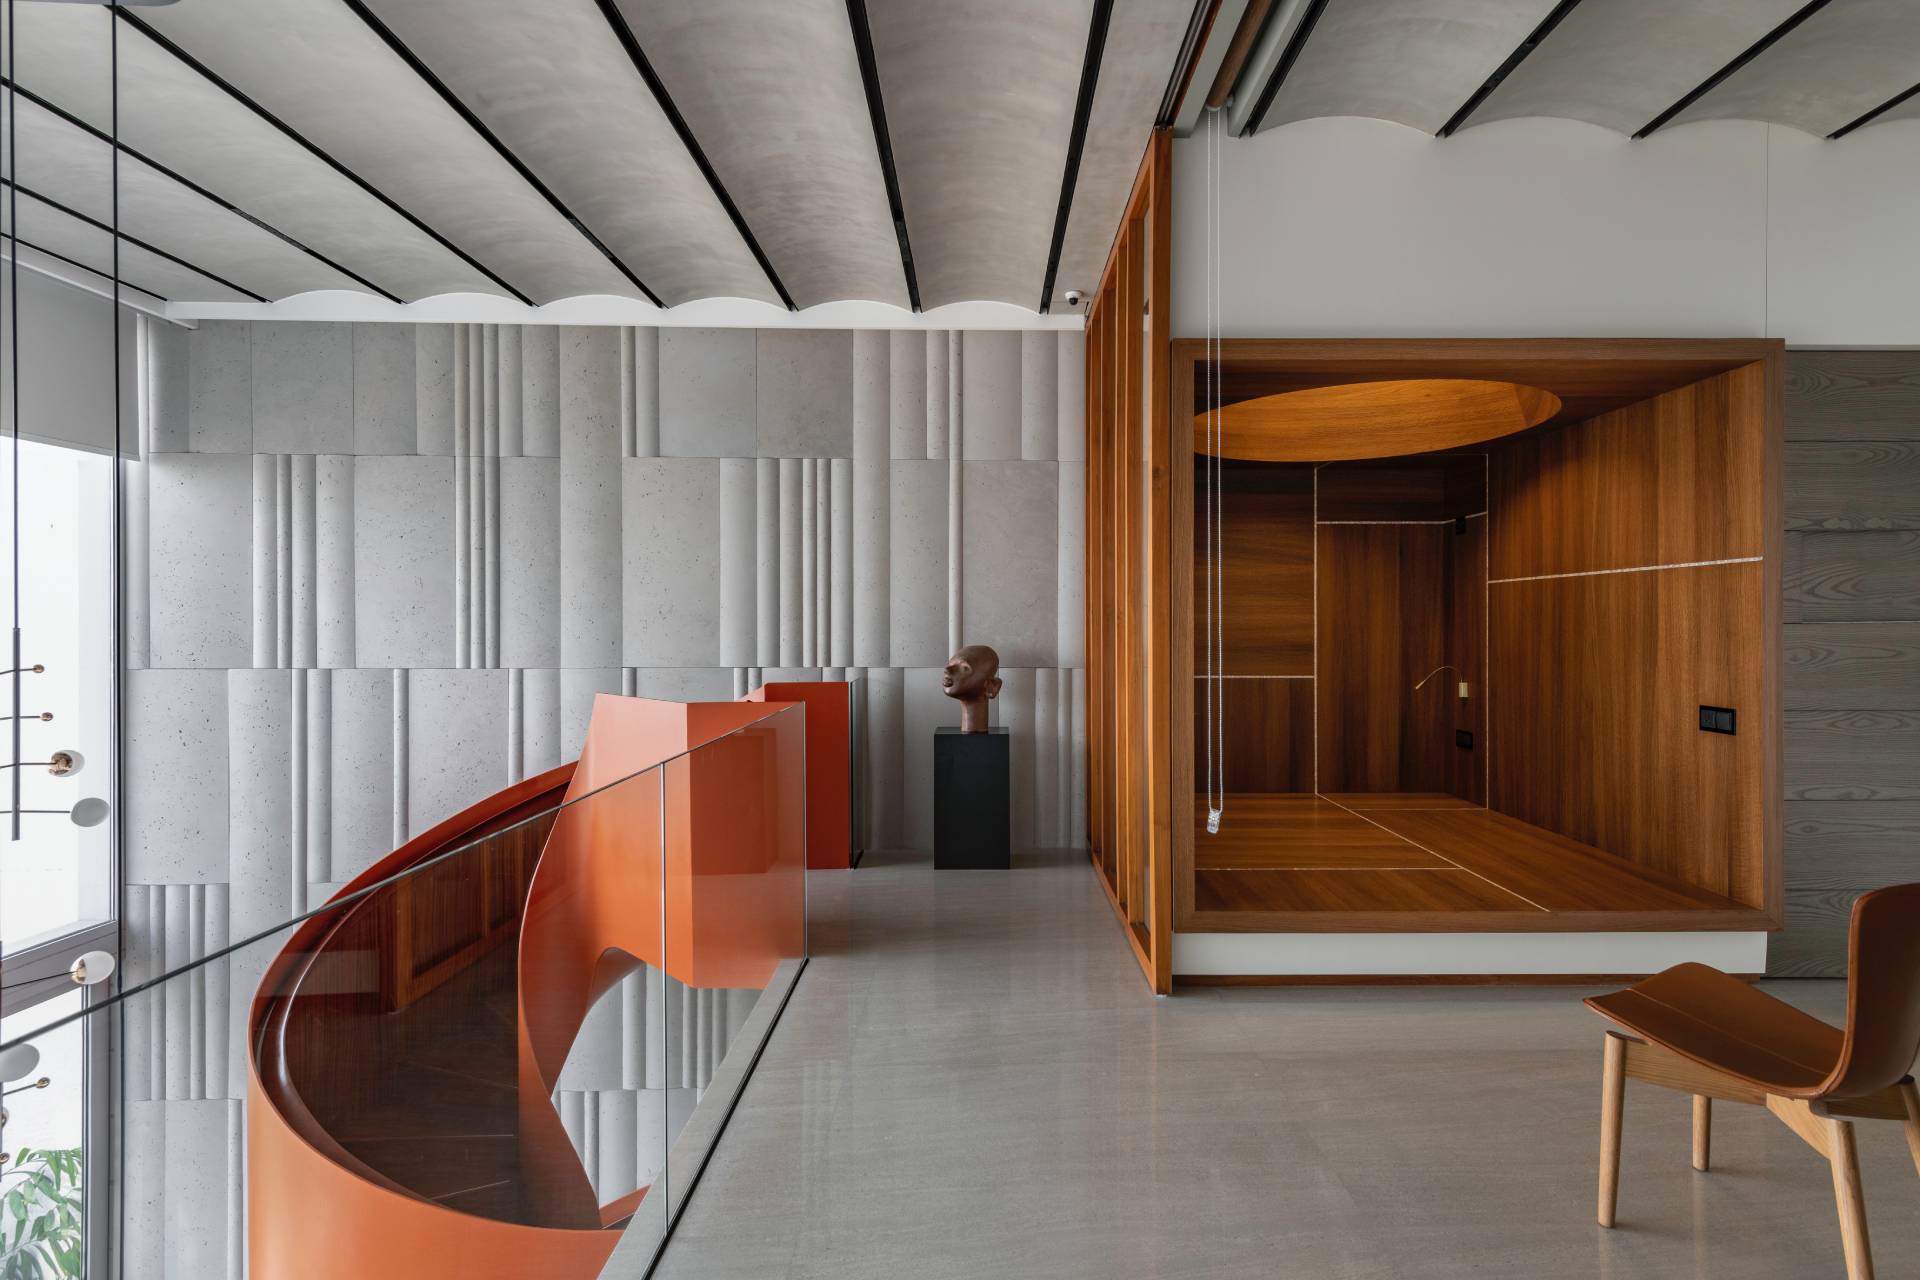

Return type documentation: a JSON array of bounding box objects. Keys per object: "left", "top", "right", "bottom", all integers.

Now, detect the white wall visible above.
[{"left": 1172, "top": 115, "right": 1920, "bottom": 346}]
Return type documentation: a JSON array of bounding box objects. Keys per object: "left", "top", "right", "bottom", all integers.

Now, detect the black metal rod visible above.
[
  {"left": 1437, "top": 0, "right": 1587, "bottom": 138},
  {"left": 2, "top": 77, "right": 402, "bottom": 302},
  {"left": 844, "top": 0, "right": 921, "bottom": 311},
  {"left": 1039, "top": 0, "right": 1115, "bottom": 314},
  {"left": 335, "top": 0, "right": 662, "bottom": 307},
  {"left": 1155, "top": 0, "right": 1219, "bottom": 128},
  {"left": 114, "top": 9, "right": 535, "bottom": 304},
  {"left": 1, "top": 178, "right": 269, "bottom": 302},
  {"left": 3, "top": 233, "right": 170, "bottom": 304},
  {"left": 1634, "top": 0, "right": 1834, "bottom": 139},
  {"left": 592, "top": 0, "right": 797, "bottom": 310},
  {"left": 1828, "top": 80, "right": 1920, "bottom": 140},
  {"left": 1241, "top": 0, "right": 1330, "bottom": 136}
]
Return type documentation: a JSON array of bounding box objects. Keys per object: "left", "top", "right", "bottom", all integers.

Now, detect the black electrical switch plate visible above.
[
  {"left": 1455, "top": 729, "right": 1473, "bottom": 749},
  {"left": 1699, "top": 705, "right": 1737, "bottom": 735}
]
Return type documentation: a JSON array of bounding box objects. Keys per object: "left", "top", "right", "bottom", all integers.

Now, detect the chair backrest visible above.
[{"left": 1826, "top": 882, "right": 1920, "bottom": 1099}]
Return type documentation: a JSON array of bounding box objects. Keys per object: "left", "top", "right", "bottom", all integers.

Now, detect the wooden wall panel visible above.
[
  {"left": 1490, "top": 365, "right": 1766, "bottom": 580},
  {"left": 1785, "top": 622, "right": 1920, "bottom": 708},
  {"left": 1197, "top": 464, "right": 1313, "bottom": 675},
  {"left": 1784, "top": 530, "right": 1920, "bottom": 621},
  {"left": 1444, "top": 516, "right": 1487, "bottom": 806},
  {"left": 1316, "top": 525, "right": 1449, "bottom": 794},
  {"left": 1785, "top": 442, "right": 1920, "bottom": 530},
  {"left": 1194, "top": 678, "right": 1313, "bottom": 793},
  {"left": 1316, "top": 455, "right": 1485, "bottom": 522},
  {"left": 1773, "top": 351, "right": 1920, "bottom": 976},
  {"left": 1490, "top": 563, "right": 1766, "bottom": 905},
  {"left": 1784, "top": 350, "right": 1920, "bottom": 441}
]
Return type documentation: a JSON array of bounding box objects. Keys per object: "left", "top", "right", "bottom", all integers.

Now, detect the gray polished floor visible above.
[{"left": 651, "top": 849, "right": 1918, "bottom": 1279}]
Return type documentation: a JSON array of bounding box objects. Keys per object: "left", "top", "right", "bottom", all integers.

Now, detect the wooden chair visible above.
[{"left": 1585, "top": 883, "right": 1920, "bottom": 1279}]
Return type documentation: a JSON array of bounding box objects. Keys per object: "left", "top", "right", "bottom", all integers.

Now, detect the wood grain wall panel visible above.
[
  {"left": 1784, "top": 530, "right": 1920, "bottom": 621},
  {"left": 1316, "top": 524, "right": 1449, "bottom": 794},
  {"left": 1774, "top": 801, "right": 1920, "bottom": 976},
  {"left": 1443, "top": 516, "right": 1487, "bottom": 806},
  {"left": 1785, "top": 442, "right": 1920, "bottom": 530},
  {"left": 1489, "top": 562, "right": 1765, "bottom": 905},
  {"left": 1785, "top": 710, "right": 1920, "bottom": 801},
  {"left": 1784, "top": 350, "right": 1920, "bottom": 441},
  {"left": 1490, "top": 365, "right": 1766, "bottom": 580},
  {"left": 1194, "top": 463, "right": 1314, "bottom": 675},
  {"left": 1194, "top": 678, "right": 1313, "bottom": 793},
  {"left": 1775, "top": 351, "right": 1920, "bottom": 976},
  {"left": 1784, "top": 622, "right": 1920, "bottom": 709},
  {"left": 1315, "top": 455, "right": 1485, "bottom": 522}
]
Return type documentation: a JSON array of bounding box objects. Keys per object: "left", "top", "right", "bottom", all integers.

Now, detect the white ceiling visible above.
[{"left": 5, "top": 0, "right": 1917, "bottom": 316}]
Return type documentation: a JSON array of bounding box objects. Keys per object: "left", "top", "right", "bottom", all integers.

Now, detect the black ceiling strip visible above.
[
  {"left": 1437, "top": 0, "right": 1586, "bottom": 138},
  {"left": 1038, "top": 0, "right": 1115, "bottom": 314},
  {"left": 844, "top": 0, "right": 920, "bottom": 312},
  {"left": 1633, "top": 0, "right": 1834, "bottom": 139},
  {"left": 1241, "top": 0, "right": 1330, "bottom": 136},
  {"left": 2, "top": 179, "right": 269, "bottom": 302},
  {"left": 1155, "top": 0, "right": 1221, "bottom": 127},
  {"left": 593, "top": 0, "right": 797, "bottom": 311},
  {"left": 336, "top": 0, "right": 662, "bottom": 308},
  {"left": 3, "top": 233, "right": 171, "bottom": 305},
  {"left": 113, "top": 9, "right": 534, "bottom": 305},
  {"left": 1828, "top": 80, "right": 1920, "bottom": 140},
  {"left": 2, "top": 77, "right": 404, "bottom": 303}
]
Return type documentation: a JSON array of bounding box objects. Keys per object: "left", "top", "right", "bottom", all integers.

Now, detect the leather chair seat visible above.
[{"left": 1586, "top": 962, "right": 1844, "bottom": 1097}]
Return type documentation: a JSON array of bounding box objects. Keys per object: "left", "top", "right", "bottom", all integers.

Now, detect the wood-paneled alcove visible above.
[{"left": 1168, "top": 340, "right": 1786, "bottom": 951}]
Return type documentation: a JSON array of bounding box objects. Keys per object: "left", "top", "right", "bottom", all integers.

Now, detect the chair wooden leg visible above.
[
  {"left": 1599, "top": 1033, "right": 1626, "bottom": 1227},
  {"left": 1828, "top": 1118, "right": 1874, "bottom": 1280},
  {"left": 1688, "top": 1094, "right": 1710, "bottom": 1171},
  {"left": 1900, "top": 1081, "right": 1920, "bottom": 1178}
]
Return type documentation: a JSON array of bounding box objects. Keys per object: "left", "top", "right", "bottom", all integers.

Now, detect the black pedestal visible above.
[{"left": 934, "top": 727, "right": 1010, "bottom": 869}]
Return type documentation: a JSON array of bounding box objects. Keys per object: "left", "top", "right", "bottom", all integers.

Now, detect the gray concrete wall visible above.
[{"left": 119, "top": 318, "right": 1086, "bottom": 1277}]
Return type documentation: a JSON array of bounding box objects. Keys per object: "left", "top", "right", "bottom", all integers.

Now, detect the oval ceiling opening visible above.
[{"left": 1193, "top": 378, "right": 1563, "bottom": 462}]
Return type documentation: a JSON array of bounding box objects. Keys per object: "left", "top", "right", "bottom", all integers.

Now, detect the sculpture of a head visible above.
[{"left": 941, "top": 645, "right": 1002, "bottom": 732}]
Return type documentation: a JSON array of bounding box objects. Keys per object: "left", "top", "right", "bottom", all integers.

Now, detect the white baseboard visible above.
[{"left": 1172, "top": 930, "right": 1769, "bottom": 977}]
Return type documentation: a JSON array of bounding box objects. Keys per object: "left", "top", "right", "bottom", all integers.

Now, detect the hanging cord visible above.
[{"left": 1203, "top": 107, "right": 1225, "bottom": 835}]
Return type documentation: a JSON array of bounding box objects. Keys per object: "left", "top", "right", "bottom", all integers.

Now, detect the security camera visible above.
[{"left": 1063, "top": 289, "right": 1084, "bottom": 308}]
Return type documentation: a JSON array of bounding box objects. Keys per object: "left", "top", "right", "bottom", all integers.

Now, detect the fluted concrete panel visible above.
[
  {"left": 1057, "top": 462, "right": 1086, "bottom": 667},
  {"left": 758, "top": 330, "right": 853, "bottom": 458},
  {"left": 352, "top": 323, "right": 415, "bottom": 455},
  {"left": 962, "top": 330, "right": 1023, "bottom": 460},
  {"left": 326, "top": 667, "right": 395, "bottom": 889},
  {"left": 660, "top": 327, "right": 756, "bottom": 458},
  {"left": 127, "top": 669, "right": 230, "bottom": 883},
  {"left": 252, "top": 321, "right": 352, "bottom": 455},
  {"left": 517, "top": 667, "right": 562, "bottom": 779},
  {"left": 898, "top": 667, "right": 951, "bottom": 852},
  {"left": 623, "top": 326, "right": 660, "bottom": 458},
  {"left": 227, "top": 669, "right": 292, "bottom": 936},
  {"left": 314, "top": 455, "right": 356, "bottom": 669},
  {"left": 186, "top": 321, "right": 252, "bottom": 453},
  {"left": 121, "top": 1099, "right": 242, "bottom": 1280},
  {"left": 962, "top": 461, "right": 1060, "bottom": 666},
  {"left": 353, "top": 456, "right": 454, "bottom": 669},
  {"left": 1020, "top": 331, "right": 1059, "bottom": 461},
  {"left": 559, "top": 668, "right": 625, "bottom": 762},
  {"left": 148, "top": 453, "right": 253, "bottom": 668},
  {"left": 778, "top": 459, "right": 805, "bottom": 666},
  {"left": 718, "top": 458, "right": 759, "bottom": 668},
  {"left": 631, "top": 668, "right": 736, "bottom": 702},
  {"left": 126, "top": 458, "right": 152, "bottom": 670},
  {"left": 415, "top": 324, "right": 456, "bottom": 455},
  {"left": 520, "top": 325, "right": 561, "bottom": 457},
  {"left": 499, "top": 457, "right": 560, "bottom": 670},
  {"left": 830, "top": 457, "right": 854, "bottom": 666},
  {"left": 1056, "top": 330, "right": 1086, "bottom": 463},
  {"left": 925, "top": 331, "right": 950, "bottom": 460},
  {"left": 887, "top": 330, "right": 925, "bottom": 460},
  {"left": 407, "top": 669, "right": 509, "bottom": 837},
  {"left": 623, "top": 458, "right": 723, "bottom": 666},
  {"left": 560, "top": 326, "right": 624, "bottom": 668},
  {"left": 888, "top": 460, "right": 949, "bottom": 668},
  {"left": 754, "top": 459, "right": 780, "bottom": 667}
]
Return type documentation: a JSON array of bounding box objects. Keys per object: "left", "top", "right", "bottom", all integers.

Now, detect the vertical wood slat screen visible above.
[{"left": 1084, "top": 130, "right": 1173, "bottom": 992}]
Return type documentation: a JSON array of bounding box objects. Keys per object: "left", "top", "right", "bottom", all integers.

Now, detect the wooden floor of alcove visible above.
[{"left": 1190, "top": 795, "right": 1771, "bottom": 932}]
